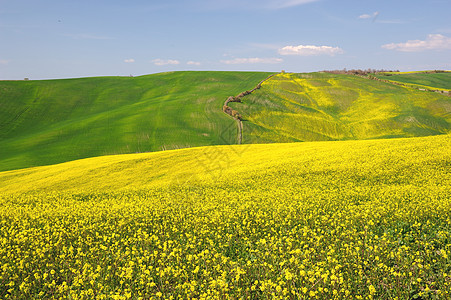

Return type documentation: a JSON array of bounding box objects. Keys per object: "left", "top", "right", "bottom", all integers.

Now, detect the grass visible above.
[
  {"left": 374, "top": 72, "right": 451, "bottom": 90},
  {"left": 2, "top": 71, "right": 450, "bottom": 172},
  {"left": 0, "top": 134, "right": 450, "bottom": 298},
  {"left": 0, "top": 71, "right": 272, "bottom": 172},
  {"left": 228, "top": 72, "right": 451, "bottom": 143}
]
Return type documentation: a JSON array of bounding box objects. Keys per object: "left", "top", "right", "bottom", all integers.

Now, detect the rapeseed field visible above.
[{"left": 1, "top": 135, "right": 450, "bottom": 299}]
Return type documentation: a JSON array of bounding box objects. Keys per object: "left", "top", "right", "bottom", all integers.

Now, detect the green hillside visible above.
[
  {"left": 374, "top": 71, "right": 451, "bottom": 90},
  {"left": 1, "top": 71, "right": 450, "bottom": 172},
  {"left": 228, "top": 72, "right": 451, "bottom": 143},
  {"left": 0, "top": 71, "right": 271, "bottom": 171}
]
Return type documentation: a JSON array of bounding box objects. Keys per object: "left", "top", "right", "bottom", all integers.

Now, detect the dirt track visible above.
[{"left": 222, "top": 74, "right": 277, "bottom": 144}]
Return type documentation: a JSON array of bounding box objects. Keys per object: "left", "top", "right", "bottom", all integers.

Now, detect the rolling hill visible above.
[
  {"left": 1, "top": 70, "right": 451, "bottom": 299},
  {"left": 0, "top": 133, "right": 449, "bottom": 195},
  {"left": 1, "top": 71, "right": 450, "bottom": 172},
  {"left": 1, "top": 134, "right": 450, "bottom": 298},
  {"left": 228, "top": 72, "right": 451, "bottom": 143},
  {"left": 0, "top": 71, "right": 271, "bottom": 171}
]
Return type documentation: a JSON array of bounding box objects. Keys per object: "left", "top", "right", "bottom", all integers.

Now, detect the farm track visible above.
[
  {"left": 222, "top": 73, "right": 277, "bottom": 144},
  {"left": 359, "top": 74, "right": 451, "bottom": 96}
]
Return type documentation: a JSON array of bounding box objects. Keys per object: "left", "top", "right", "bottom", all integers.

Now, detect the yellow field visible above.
[{"left": 1, "top": 135, "right": 451, "bottom": 299}]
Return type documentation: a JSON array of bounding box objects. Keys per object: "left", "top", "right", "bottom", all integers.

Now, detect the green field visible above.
[
  {"left": 1, "top": 71, "right": 450, "bottom": 172},
  {"left": 0, "top": 71, "right": 271, "bottom": 172},
  {"left": 228, "top": 72, "right": 451, "bottom": 143},
  {"left": 1, "top": 134, "right": 450, "bottom": 298},
  {"left": 374, "top": 72, "right": 451, "bottom": 90}
]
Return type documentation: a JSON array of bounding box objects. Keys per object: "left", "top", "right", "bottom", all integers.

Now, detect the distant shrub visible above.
[{"left": 324, "top": 68, "right": 399, "bottom": 75}]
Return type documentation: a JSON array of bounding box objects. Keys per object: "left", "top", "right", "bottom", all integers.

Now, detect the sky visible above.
[{"left": 1, "top": 0, "right": 451, "bottom": 80}]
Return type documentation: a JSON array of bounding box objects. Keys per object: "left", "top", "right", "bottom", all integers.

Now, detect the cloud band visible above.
[
  {"left": 278, "top": 45, "right": 344, "bottom": 56},
  {"left": 382, "top": 34, "right": 451, "bottom": 52}
]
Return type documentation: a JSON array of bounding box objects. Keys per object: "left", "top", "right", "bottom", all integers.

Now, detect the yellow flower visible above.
[
  {"left": 285, "top": 270, "right": 294, "bottom": 281},
  {"left": 369, "top": 284, "right": 376, "bottom": 295}
]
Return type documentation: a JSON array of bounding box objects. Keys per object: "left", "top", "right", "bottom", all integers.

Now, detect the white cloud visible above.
[
  {"left": 382, "top": 34, "right": 451, "bottom": 52},
  {"left": 278, "top": 45, "right": 344, "bottom": 56},
  {"left": 220, "top": 57, "right": 283, "bottom": 64},
  {"left": 124, "top": 59, "right": 135, "bottom": 63},
  {"left": 358, "top": 14, "right": 372, "bottom": 19},
  {"left": 152, "top": 59, "right": 180, "bottom": 66},
  {"left": 187, "top": 61, "right": 201, "bottom": 66},
  {"left": 0, "top": 59, "right": 8, "bottom": 65},
  {"left": 359, "top": 11, "right": 379, "bottom": 21}
]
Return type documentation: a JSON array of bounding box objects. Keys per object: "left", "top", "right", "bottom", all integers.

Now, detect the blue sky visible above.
[{"left": 1, "top": 0, "right": 450, "bottom": 79}]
